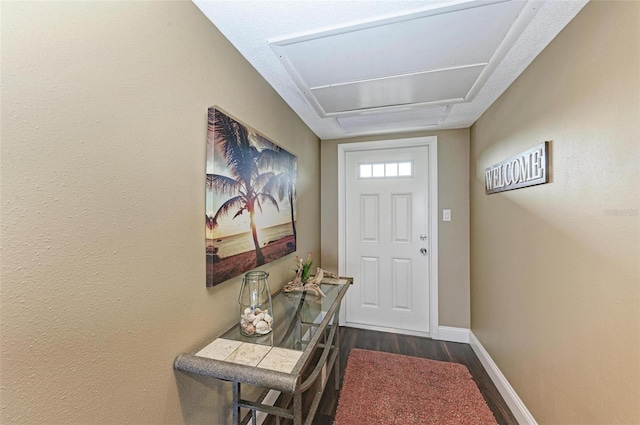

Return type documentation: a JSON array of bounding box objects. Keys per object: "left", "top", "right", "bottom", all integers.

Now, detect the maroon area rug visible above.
[{"left": 333, "top": 349, "right": 497, "bottom": 425}]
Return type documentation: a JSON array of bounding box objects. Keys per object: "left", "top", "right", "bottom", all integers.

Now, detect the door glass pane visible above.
[
  {"left": 398, "top": 162, "right": 412, "bottom": 176},
  {"left": 359, "top": 164, "right": 372, "bottom": 178},
  {"left": 372, "top": 163, "right": 385, "bottom": 177},
  {"left": 385, "top": 163, "right": 398, "bottom": 177}
]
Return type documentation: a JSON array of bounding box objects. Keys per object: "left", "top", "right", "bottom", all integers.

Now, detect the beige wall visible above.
[
  {"left": 470, "top": 1, "right": 639, "bottom": 424},
  {"left": 0, "top": 2, "right": 319, "bottom": 424},
  {"left": 320, "top": 129, "right": 470, "bottom": 328}
]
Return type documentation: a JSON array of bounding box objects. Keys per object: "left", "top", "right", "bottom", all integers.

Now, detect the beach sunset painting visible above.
[{"left": 206, "top": 107, "right": 297, "bottom": 287}]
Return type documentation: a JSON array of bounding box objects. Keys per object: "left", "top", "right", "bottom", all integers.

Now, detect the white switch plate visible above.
[{"left": 443, "top": 209, "right": 451, "bottom": 221}]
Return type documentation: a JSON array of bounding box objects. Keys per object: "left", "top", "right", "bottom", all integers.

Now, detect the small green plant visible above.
[{"left": 296, "top": 252, "right": 313, "bottom": 283}]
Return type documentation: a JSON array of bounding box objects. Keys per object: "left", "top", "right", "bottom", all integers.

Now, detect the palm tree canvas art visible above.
[{"left": 206, "top": 107, "right": 297, "bottom": 287}]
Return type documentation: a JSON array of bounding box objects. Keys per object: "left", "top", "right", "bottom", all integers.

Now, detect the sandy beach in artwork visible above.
[{"left": 207, "top": 235, "right": 296, "bottom": 286}]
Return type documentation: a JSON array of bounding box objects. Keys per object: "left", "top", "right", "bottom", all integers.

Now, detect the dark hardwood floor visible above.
[{"left": 310, "top": 326, "right": 518, "bottom": 425}]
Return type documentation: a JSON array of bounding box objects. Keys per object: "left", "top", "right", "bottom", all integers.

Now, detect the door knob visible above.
[{"left": 420, "top": 248, "right": 428, "bottom": 255}]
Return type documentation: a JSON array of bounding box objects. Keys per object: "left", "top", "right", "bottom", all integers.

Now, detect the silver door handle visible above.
[{"left": 420, "top": 248, "right": 428, "bottom": 255}]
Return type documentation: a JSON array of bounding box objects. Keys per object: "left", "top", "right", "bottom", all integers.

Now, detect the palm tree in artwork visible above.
[
  {"left": 258, "top": 147, "right": 297, "bottom": 242},
  {"left": 207, "top": 111, "right": 279, "bottom": 266}
]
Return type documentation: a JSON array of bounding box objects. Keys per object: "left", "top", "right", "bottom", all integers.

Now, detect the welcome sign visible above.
[{"left": 485, "top": 142, "right": 549, "bottom": 194}]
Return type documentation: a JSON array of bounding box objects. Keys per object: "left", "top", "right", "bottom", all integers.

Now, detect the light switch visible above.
[{"left": 443, "top": 209, "right": 451, "bottom": 221}]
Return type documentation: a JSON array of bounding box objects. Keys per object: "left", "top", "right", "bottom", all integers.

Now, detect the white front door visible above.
[{"left": 344, "top": 145, "right": 431, "bottom": 335}]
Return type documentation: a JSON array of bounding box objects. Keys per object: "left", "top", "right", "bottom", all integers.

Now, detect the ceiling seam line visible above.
[{"left": 308, "top": 63, "right": 489, "bottom": 90}]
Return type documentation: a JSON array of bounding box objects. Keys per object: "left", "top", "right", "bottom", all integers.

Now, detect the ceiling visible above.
[{"left": 194, "top": 0, "right": 588, "bottom": 140}]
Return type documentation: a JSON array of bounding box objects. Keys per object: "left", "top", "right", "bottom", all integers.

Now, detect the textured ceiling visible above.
[{"left": 195, "top": 0, "right": 588, "bottom": 140}]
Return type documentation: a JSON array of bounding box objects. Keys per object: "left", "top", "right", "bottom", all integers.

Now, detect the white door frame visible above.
[{"left": 337, "top": 137, "right": 439, "bottom": 339}]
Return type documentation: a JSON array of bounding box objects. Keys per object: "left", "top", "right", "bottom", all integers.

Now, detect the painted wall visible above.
[
  {"left": 320, "top": 129, "right": 470, "bottom": 329},
  {"left": 470, "top": 2, "right": 639, "bottom": 424},
  {"left": 0, "top": 2, "right": 319, "bottom": 424}
]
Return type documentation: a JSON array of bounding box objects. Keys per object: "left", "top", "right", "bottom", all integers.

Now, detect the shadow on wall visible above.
[
  {"left": 175, "top": 367, "right": 268, "bottom": 424},
  {"left": 175, "top": 370, "right": 232, "bottom": 424}
]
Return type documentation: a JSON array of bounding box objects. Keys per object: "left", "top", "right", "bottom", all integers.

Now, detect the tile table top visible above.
[{"left": 196, "top": 339, "right": 303, "bottom": 374}]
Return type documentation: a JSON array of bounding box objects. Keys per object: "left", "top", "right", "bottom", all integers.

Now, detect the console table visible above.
[{"left": 174, "top": 277, "right": 352, "bottom": 425}]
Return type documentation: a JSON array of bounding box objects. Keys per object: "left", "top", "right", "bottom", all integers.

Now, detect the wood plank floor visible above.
[{"left": 310, "top": 326, "right": 518, "bottom": 425}]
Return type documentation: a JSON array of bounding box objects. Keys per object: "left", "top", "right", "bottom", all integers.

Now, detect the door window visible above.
[{"left": 358, "top": 161, "right": 413, "bottom": 179}]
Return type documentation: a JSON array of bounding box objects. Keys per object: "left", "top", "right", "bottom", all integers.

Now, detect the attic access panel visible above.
[
  {"left": 270, "top": 0, "right": 530, "bottom": 116},
  {"left": 337, "top": 105, "right": 450, "bottom": 135}
]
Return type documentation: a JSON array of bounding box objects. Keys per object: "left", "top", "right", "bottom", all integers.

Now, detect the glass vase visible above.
[{"left": 238, "top": 271, "right": 273, "bottom": 337}]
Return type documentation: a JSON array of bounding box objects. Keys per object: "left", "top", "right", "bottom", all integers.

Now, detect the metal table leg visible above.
[
  {"left": 233, "top": 381, "right": 240, "bottom": 425},
  {"left": 293, "top": 393, "right": 302, "bottom": 425},
  {"left": 334, "top": 304, "right": 342, "bottom": 391}
]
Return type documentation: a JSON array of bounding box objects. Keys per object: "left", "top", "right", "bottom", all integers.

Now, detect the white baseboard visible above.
[
  {"left": 469, "top": 331, "right": 538, "bottom": 425},
  {"left": 437, "top": 326, "right": 470, "bottom": 343},
  {"left": 344, "top": 321, "right": 431, "bottom": 338}
]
